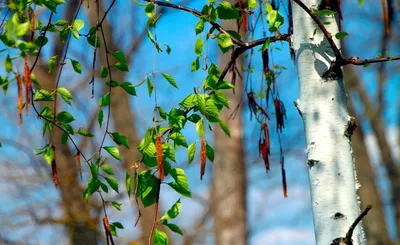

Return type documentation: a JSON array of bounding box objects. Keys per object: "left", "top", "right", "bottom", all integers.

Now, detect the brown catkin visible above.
[
  {"left": 155, "top": 135, "right": 164, "bottom": 181},
  {"left": 200, "top": 139, "right": 206, "bottom": 180},
  {"left": 17, "top": 75, "right": 23, "bottom": 124}
]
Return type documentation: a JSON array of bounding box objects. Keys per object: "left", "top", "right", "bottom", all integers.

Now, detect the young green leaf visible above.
[
  {"left": 162, "top": 221, "right": 183, "bottom": 235},
  {"left": 161, "top": 199, "right": 181, "bottom": 221},
  {"left": 168, "top": 168, "right": 191, "bottom": 197},
  {"left": 56, "top": 88, "right": 73, "bottom": 105},
  {"left": 188, "top": 142, "right": 196, "bottom": 164},
  {"left": 15, "top": 22, "right": 30, "bottom": 37},
  {"left": 161, "top": 73, "right": 178, "bottom": 89},
  {"left": 120, "top": 82, "right": 136, "bottom": 96},
  {"left": 70, "top": 59, "right": 82, "bottom": 74},
  {"left": 103, "top": 146, "right": 120, "bottom": 160},
  {"left": 48, "top": 55, "right": 58, "bottom": 73},
  {"left": 194, "top": 37, "right": 204, "bottom": 57},
  {"left": 56, "top": 111, "right": 75, "bottom": 123},
  {"left": 145, "top": 3, "right": 155, "bottom": 18},
  {"left": 98, "top": 92, "right": 110, "bottom": 106},
  {"left": 217, "top": 33, "right": 233, "bottom": 53},
  {"left": 43, "top": 145, "right": 55, "bottom": 164},
  {"left": 153, "top": 229, "right": 168, "bottom": 245},
  {"left": 195, "top": 19, "right": 205, "bottom": 34},
  {"left": 216, "top": 1, "right": 240, "bottom": 19},
  {"left": 126, "top": 172, "right": 132, "bottom": 199},
  {"left": 191, "top": 57, "right": 200, "bottom": 72},
  {"left": 169, "top": 132, "right": 188, "bottom": 147},
  {"left": 100, "top": 65, "right": 108, "bottom": 78},
  {"left": 77, "top": 128, "right": 94, "bottom": 137},
  {"left": 335, "top": 31, "right": 349, "bottom": 40},
  {"left": 219, "top": 120, "right": 231, "bottom": 137},
  {"left": 101, "top": 165, "right": 115, "bottom": 175},
  {"left": 111, "top": 132, "right": 130, "bottom": 149},
  {"left": 196, "top": 119, "right": 204, "bottom": 139},
  {"left": 105, "top": 176, "right": 119, "bottom": 193},
  {"left": 72, "top": 19, "right": 84, "bottom": 32},
  {"left": 205, "top": 144, "right": 215, "bottom": 162},
  {"left": 111, "top": 201, "right": 121, "bottom": 211},
  {"left": 98, "top": 109, "right": 104, "bottom": 127}
]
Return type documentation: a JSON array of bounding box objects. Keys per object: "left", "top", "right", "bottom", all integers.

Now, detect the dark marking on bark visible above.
[
  {"left": 334, "top": 212, "right": 345, "bottom": 220},
  {"left": 307, "top": 159, "right": 320, "bottom": 169},
  {"left": 345, "top": 117, "right": 358, "bottom": 137}
]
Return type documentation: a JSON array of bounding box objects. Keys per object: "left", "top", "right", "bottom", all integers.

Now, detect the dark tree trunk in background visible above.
[{"left": 212, "top": 0, "right": 247, "bottom": 243}]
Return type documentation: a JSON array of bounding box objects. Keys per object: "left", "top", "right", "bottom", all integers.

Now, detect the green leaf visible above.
[
  {"left": 168, "top": 168, "right": 191, "bottom": 197},
  {"left": 111, "top": 201, "right": 121, "bottom": 211},
  {"left": 72, "top": 19, "right": 84, "bottom": 32},
  {"left": 161, "top": 199, "right": 181, "bottom": 221},
  {"left": 216, "top": 1, "right": 240, "bottom": 19},
  {"left": 196, "top": 93, "right": 206, "bottom": 114},
  {"left": 120, "top": 82, "right": 136, "bottom": 96},
  {"left": 179, "top": 94, "right": 195, "bottom": 109},
  {"left": 126, "top": 172, "right": 132, "bottom": 199},
  {"left": 56, "top": 111, "right": 75, "bottom": 124},
  {"left": 114, "top": 62, "right": 129, "bottom": 72},
  {"left": 111, "top": 132, "right": 130, "bottom": 149},
  {"left": 100, "top": 66, "right": 108, "bottom": 78},
  {"left": 147, "top": 29, "right": 162, "bottom": 52},
  {"left": 188, "top": 142, "right": 196, "bottom": 164},
  {"left": 112, "top": 222, "right": 124, "bottom": 229},
  {"left": 247, "top": 0, "right": 257, "bottom": 9},
  {"left": 194, "top": 37, "right": 204, "bottom": 57},
  {"left": 147, "top": 77, "right": 154, "bottom": 96},
  {"left": 15, "top": 22, "right": 30, "bottom": 37},
  {"left": 195, "top": 19, "right": 205, "bottom": 34},
  {"left": 266, "top": 8, "right": 284, "bottom": 32},
  {"left": 101, "top": 165, "right": 115, "bottom": 175},
  {"left": 55, "top": 20, "right": 68, "bottom": 26},
  {"left": 112, "top": 51, "right": 126, "bottom": 64},
  {"left": 261, "top": 38, "right": 270, "bottom": 51},
  {"left": 43, "top": 145, "right": 54, "bottom": 164},
  {"left": 98, "top": 109, "right": 104, "bottom": 127},
  {"left": 205, "top": 144, "right": 215, "bottom": 162},
  {"left": 5, "top": 55, "right": 12, "bottom": 73},
  {"left": 34, "top": 36, "right": 48, "bottom": 47},
  {"left": 196, "top": 119, "right": 204, "bottom": 139},
  {"left": 48, "top": 55, "right": 57, "bottom": 73},
  {"left": 98, "top": 92, "right": 110, "bottom": 106},
  {"left": 105, "top": 177, "right": 119, "bottom": 193},
  {"left": 153, "top": 229, "right": 168, "bottom": 245},
  {"left": 219, "top": 120, "right": 231, "bottom": 137},
  {"left": 87, "top": 27, "right": 101, "bottom": 47},
  {"left": 100, "top": 182, "right": 108, "bottom": 193},
  {"left": 145, "top": 3, "right": 155, "bottom": 18},
  {"left": 191, "top": 57, "right": 200, "bottom": 72},
  {"left": 162, "top": 221, "right": 183, "bottom": 235},
  {"left": 169, "top": 132, "right": 188, "bottom": 147},
  {"left": 161, "top": 73, "right": 178, "bottom": 89},
  {"left": 103, "top": 146, "right": 120, "bottom": 160},
  {"left": 40, "top": 106, "right": 53, "bottom": 120},
  {"left": 71, "top": 59, "right": 82, "bottom": 74},
  {"left": 335, "top": 31, "right": 349, "bottom": 40},
  {"left": 57, "top": 88, "right": 73, "bottom": 105},
  {"left": 213, "top": 90, "right": 230, "bottom": 108},
  {"left": 217, "top": 33, "right": 233, "bottom": 53},
  {"left": 163, "top": 143, "right": 176, "bottom": 162},
  {"left": 157, "top": 107, "right": 168, "bottom": 120},
  {"left": 77, "top": 128, "right": 94, "bottom": 137}
]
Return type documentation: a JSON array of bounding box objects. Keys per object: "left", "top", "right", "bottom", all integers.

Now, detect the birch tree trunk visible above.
[
  {"left": 292, "top": 1, "right": 364, "bottom": 244},
  {"left": 212, "top": 0, "right": 247, "bottom": 243}
]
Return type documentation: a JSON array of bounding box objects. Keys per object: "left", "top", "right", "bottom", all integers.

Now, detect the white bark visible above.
[{"left": 292, "top": 1, "right": 364, "bottom": 244}]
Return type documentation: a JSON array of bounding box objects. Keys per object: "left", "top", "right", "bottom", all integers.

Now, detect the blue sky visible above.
[{"left": 0, "top": 0, "right": 399, "bottom": 244}]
